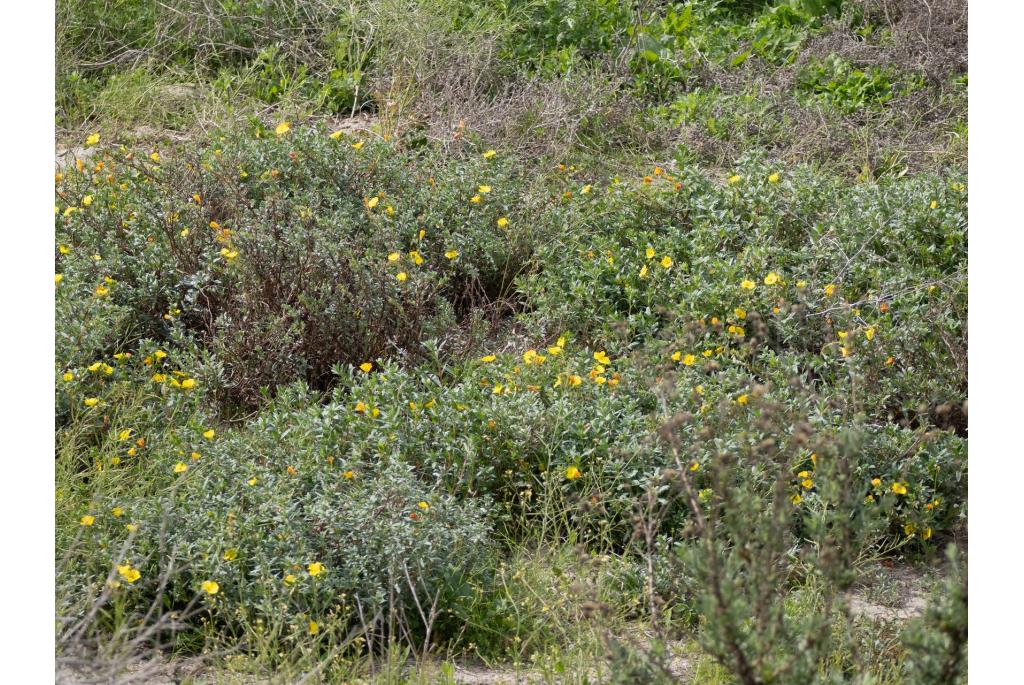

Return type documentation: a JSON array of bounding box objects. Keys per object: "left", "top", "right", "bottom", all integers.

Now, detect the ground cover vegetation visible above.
[{"left": 56, "top": 1, "right": 966, "bottom": 683}]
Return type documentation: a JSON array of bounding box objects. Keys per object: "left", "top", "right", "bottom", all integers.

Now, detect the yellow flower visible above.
[
  {"left": 366, "top": 196, "right": 379, "bottom": 209},
  {"left": 930, "top": 200, "right": 938, "bottom": 210},
  {"left": 791, "top": 494, "right": 802, "bottom": 505},
  {"left": 741, "top": 279, "right": 756, "bottom": 290},
  {"left": 727, "top": 174, "right": 742, "bottom": 185},
  {"left": 639, "top": 264, "right": 648, "bottom": 278},
  {"left": 284, "top": 574, "right": 297, "bottom": 585},
  {"left": 203, "top": 429, "right": 215, "bottom": 440},
  {"left": 343, "top": 470, "right": 355, "bottom": 479},
  {"left": 565, "top": 466, "right": 582, "bottom": 480},
  {"left": 329, "top": 130, "right": 343, "bottom": 140},
  {"left": 247, "top": 477, "right": 257, "bottom": 486},
  {"left": 796, "top": 279, "right": 807, "bottom": 289},
  {"left": 671, "top": 351, "right": 681, "bottom": 362},
  {"left": 660, "top": 255, "right": 673, "bottom": 269},
  {"left": 865, "top": 327, "right": 875, "bottom": 341},
  {"left": 645, "top": 247, "right": 655, "bottom": 260},
  {"left": 308, "top": 562, "right": 325, "bottom": 577},
  {"left": 396, "top": 271, "right": 408, "bottom": 282},
  {"left": 763, "top": 272, "right": 780, "bottom": 285},
  {"left": 275, "top": 121, "right": 291, "bottom": 136},
  {"left": 768, "top": 172, "right": 780, "bottom": 183},
  {"left": 80, "top": 515, "right": 95, "bottom": 526},
  {"left": 736, "top": 394, "right": 749, "bottom": 405},
  {"left": 470, "top": 195, "right": 481, "bottom": 204},
  {"left": 59, "top": 244, "right": 71, "bottom": 254},
  {"left": 492, "top": 383, "right": 503, "bottom": 395},
  {"left": 824, "top": 283, "right": 836, "bottom": 297},
  {"left": 417, "top": 501, "right": 430, "bottom": 511},
  {"left": 593, "top": 351, "right": 610, "bottom": 365},
  {"left": 86, "top": 133, "right": 100, "bottom": 146},
  {"left": 409, "top": 250, "right": 424, "bottom": 265},
  {"left": 149, "top": 151, "right": 160, "bottom": 162},
  {"left": 445, "top": 250, "right": 459, "bottom": 259},
  {"left": 223, "top": 548, "right": 238, "bottom": 561},
  {"left": 55, "top": 273, "right": 63, "bottom": 284},
  {"left": 152, "top": 373, "right": 167, "bottom": 383},
  {"left": 202, "top": 580, "right": 220, "bottom": 595},
  {"left": 62, "top": 372, "right": 74, "bottom": 382},
  {"left": 689, "top": 461, "right": 700, "bottom": 472},
  {"left": 582, "top": 184, "right": 591, "bottom": 194},
  {"left": 891, "top": 482, "right": 908, "bottom": 495},
  {"left": 191, "top": 452, "right": 201, "bottom": 461},
  {"left": 801, "top": 479, "right": 814, "bottom": 489},
  {"left": 478, "top": 185, "right": 491, "bottom": 193},
  {"left": 497, "top": 217, "right": 508, "bottom": 228},
  {"left": 871, "top": 478, "right": 881, "bottom": 487},
  {"left": 309, "top": 620, "right": 319, "bottom": 635},
  {"left": 181, "top": 378, "right": 196, "bottom": 389},
  {"left": 354, "top": 401, "right": 367, "bottom": 414},
  {"left": 922, "top": 527, "right": 932, "bottom": 540},
  {"left": 84, "top": 397, "right": 99, "bottom": 407},
  {"left": 567, "top": 374, "right": 582, "bottom": 386},
  {"left": 111, "top": 507, "right": 124, "bottom": 517},
  {"left": 117, "top": 564, "right": 141, "bottom": 583},
  {"left": 118, "top": 429, "right": 132, "bottom": 441},
  {"left": 479, "top": 355, "right": 496, "bottom": 363},
  {"left": 734, "top": 307, "right": 746, "bottom": 319},
  {"left": 387, "top": 252, "right": 400, "bottom": 262},
  {"left": 683, "top": 354, "right": 697, "bottom": 366},
  {"left": 173, "top": 462, "right": 188, "bottom": 474},
  {"left": 359, "top": 362, "right": 373, "bottom": 373}
]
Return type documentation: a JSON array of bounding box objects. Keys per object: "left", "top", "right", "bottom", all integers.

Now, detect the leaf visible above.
[{"left": 730, "top": 50, "right": 751, "bottom": 67}]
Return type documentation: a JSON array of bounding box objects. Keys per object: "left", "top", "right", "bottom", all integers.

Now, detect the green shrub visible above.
[
  {"left": 56, "top": 119, "right": 967, "bottom": 677},
  {"left": 56, "top": 128, "right": 547, "bottom": 406},
  {"left": 901, "top": 545, "right": 967, "bottom": 684},
  {"left": 796, "top": 55, "right": 899, "bottom": 113}
]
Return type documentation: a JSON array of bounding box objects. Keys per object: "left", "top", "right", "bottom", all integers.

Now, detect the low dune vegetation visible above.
[{"left": 55, "top": 1, "right": 966, "bottom": 683}]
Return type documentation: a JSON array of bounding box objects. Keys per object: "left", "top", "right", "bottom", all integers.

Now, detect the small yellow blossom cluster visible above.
[
  {"left": 476, "top": 338, "right": 619, "bottom": 395},
  {"left": 353, "top": 401, "right": 381, "bottom": 418},
  {"left": 788, "top": 457, "right": 819, "bottom": 505},
  {"left": 143, "top": 349, "right": 198, "bottom": 389}
]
